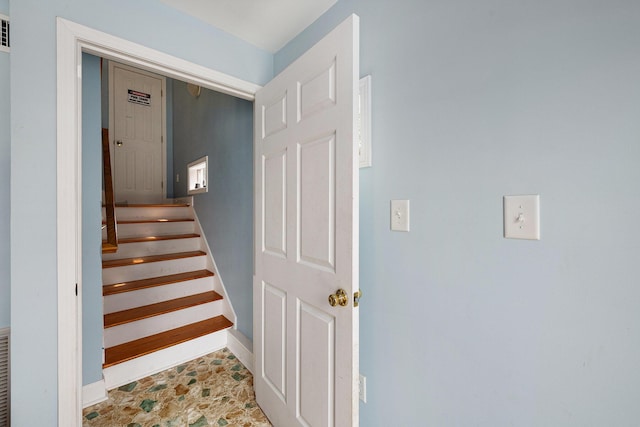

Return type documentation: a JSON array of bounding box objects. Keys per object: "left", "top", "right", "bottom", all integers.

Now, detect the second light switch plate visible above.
[
  {"left": 503, "top": 194, "right": 540, "bottom": 240},
  {"left": 391, "top": 200, "right": 410, "bottom": 232}
]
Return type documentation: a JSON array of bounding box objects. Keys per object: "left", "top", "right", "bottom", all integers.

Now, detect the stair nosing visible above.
[
  {"left": 104, "top": 218, "right": 194, "bottom": 225},
  {"left": 108, "top": 233, "right": 201, "bottom": 245},
  {"left": 113, "top": 203, "right": 190, "bottom": 208},
  {"left": 102, "top": 251, "right": 206, "bottom": 269},
  {"left": 104, "top": 290, "right": 223, "bottom": 328},
  {"left": 103, "top": 269, "right": 214, "bottom": 296},
  {"left": 103, "top": 316, "right": 233, "bottom": 368}
]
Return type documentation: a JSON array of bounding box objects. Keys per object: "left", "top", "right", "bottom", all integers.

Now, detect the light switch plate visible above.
[
  {"left": 503, "top": 195, "right": 540, "bottom": 240},
  {"left": 391, "top": 200, "right": 410, "bottom": 231}
]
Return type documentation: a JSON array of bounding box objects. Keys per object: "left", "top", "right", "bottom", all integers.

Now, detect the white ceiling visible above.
[{"left": 158, "top": 0, "right": 337, "bottom": 53}]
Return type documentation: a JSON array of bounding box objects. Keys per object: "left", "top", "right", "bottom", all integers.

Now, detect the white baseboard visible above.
[
  {"left": 227, "top": 329, "right": 254, "bottom": 374},
  {"left": 103, "top": 329, "right": 228, "bottom": 390},
  {"left": 82, "top": 379, "right": 107, "bottom": 408}
]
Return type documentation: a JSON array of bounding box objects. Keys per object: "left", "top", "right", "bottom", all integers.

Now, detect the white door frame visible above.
[
  {"left": 56, "top": 17, "right": 261, "bottom": 426},
  {"left": 108, "top": 61, "right": 168, "bottom": 202}
]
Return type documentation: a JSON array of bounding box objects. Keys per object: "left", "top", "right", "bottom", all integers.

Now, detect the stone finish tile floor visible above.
[{"left": 83, "top": 348, "right": 272, "bottom": 427}]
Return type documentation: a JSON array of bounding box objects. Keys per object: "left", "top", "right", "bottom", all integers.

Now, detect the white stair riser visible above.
[
  {"left": 106, "top": 206, "right": 193, "bottom": 221},
  {"left": 103, "top": 329, "right": 228, "bottom": 390},
  {"left": 102, "top": 238, "right": 202, "bottom": 261},
  {"left": 103, "top": 256, "right": 207, "bottom": 284},
  {"left": 104, "top": 300, "right": 224, "bottom": 347},
  {"left": 104, "top": 277, "right": 215, "bottom": 314},
  {"left": 103, "top": 221, "right": 195, "bottom": 239}
]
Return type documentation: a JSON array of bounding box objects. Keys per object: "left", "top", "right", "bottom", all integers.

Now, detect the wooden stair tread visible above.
[
  {"left": 103, "top": 218, "right": 194, "bottom": 224},
  {"left": 109, "top": 233, "right": 200, "bottom": 244},
  {"left": 102, "top": 242, "right": 118, "bottom": 254},
  {"left": 103, "top": 316, "right": 233, "bottom": 368},
  {"left": 103, "top": 270, "right": 214, "bottom": 295},
  {"left": 102, "top": 251, "right": 206, "bottom": 268},
  {"left": 114, "top": 203, "right": 190, "bottom": 207},
  {"left": 104, "top": 291, "right": 223, "bottom": 328}
]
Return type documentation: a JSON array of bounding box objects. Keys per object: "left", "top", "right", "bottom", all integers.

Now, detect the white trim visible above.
[
  {"left": 59, "top": 19, "right": 260, "bottom": 101},
  {"left": 108, "top": 61, "right": 168, "bottom": 202},
  {"left": 227, "top": 329, "right": 254, "bottom": 374},
  {"left": 103, "top": 330, "right": 228, "bottom": 390},
  {"left": 191, "top": 208, "right": 237, "bottom": 325},
  {"left": 56, "top": 17, "right": 262, "bottom": 426},
  {"left": 57, "top": 18, "right": 82, "bottom": 427},
  {"left": 82, "top": 379, "right": 107, "bottom": 408},
  {"left": 187, "top": 155, "right": 209, "bottom": 195}
]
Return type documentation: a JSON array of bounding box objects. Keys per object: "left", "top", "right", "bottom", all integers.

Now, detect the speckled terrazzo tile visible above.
[{"left": 83, "top": 348, "right": 271, "bottom": 427}]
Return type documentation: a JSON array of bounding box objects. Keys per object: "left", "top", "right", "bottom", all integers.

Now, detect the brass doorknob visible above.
[
  {"left": 328, "top": 289, "right": 348, "bottom": 307},
  {"left": 116, "top": 140, "right": 123, "bottom": 147}
]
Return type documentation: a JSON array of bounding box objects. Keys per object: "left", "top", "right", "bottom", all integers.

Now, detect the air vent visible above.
[
  {"left": 0, "top": 328, "right": 8, "bottom": 427},
  {"left": 0, "top": 14, "right": 9, "bottom": 53}
]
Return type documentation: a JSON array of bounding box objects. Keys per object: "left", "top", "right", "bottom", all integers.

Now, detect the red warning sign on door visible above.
[{"left": 127, "top": 89, "right": 151, "bottom": 106}]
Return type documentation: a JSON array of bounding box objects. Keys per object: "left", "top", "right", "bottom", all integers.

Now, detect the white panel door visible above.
[
  {"left": 254, "top": 15, "right": 360, "bottom": 427},
  {"left": 111, "top": 64, "right": 165, "bottom": 203}
]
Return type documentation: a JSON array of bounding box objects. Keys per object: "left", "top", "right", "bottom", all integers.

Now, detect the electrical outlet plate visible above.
[{"left": 503, "top": 194, "right": 540, "bottom": 240}]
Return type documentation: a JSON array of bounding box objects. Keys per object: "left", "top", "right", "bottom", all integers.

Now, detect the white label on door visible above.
[{"left": 127, "top": 89, "right": 151, "bottom": 106}]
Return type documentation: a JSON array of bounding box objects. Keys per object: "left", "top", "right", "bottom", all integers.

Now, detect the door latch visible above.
[{"left": 353, "top": 289, "right": 362, "bottom": 307}]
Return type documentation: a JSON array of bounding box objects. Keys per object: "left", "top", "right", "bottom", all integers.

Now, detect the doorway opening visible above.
[{"left": 57, "top": 17, "right": 260, "bottom": 425}]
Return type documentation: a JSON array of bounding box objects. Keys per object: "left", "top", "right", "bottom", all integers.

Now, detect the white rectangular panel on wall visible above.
[
  {"left": 298, "top": 61, "right": 336, "bottom": 121},
  {"left": 263, "top": 150, "right": 287, "bottom": 257},
  {"left": 358, "top": 75, "right": 372, "bottom": 168},
  {"left": 298, "top": 302, "right": 334, "bottom": 427},
  {"left": 263, "top": 283, "right": 287, "bottom": 402},
  {"left": 298, "top": 134, "right": 336, "bottom": 271}
]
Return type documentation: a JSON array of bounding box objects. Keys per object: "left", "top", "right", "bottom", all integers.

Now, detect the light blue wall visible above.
[
  {"left": 165, "top": 78, "right": 174, "bottom": 198},
  {"left": 9, "top": 1, "right": 272, "bottom": 424},
  {"left": 172, "top": 81, "right": 254, "bottom": 341},
  {"left": 0, "top": 0, "right": 9, "bottom": 329},
  {"left": 277, "top": 1, "right": 640, "bottom": 425},
  {"left": 82, "top": 53, "right": 104, "bottom": 386}
]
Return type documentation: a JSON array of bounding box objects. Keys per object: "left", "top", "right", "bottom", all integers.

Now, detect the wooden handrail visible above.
[{"left": 102, "top": 128, "right": 118, "bottom": 253}]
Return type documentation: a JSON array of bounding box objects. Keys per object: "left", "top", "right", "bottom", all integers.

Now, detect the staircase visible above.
[{"left": 101, "top": 202, "right": 234, "bottom": 389}]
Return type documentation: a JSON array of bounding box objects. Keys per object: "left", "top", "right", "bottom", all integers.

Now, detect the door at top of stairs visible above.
[{"left": 110, "top": 62, "right": 166, "bottom": 204}]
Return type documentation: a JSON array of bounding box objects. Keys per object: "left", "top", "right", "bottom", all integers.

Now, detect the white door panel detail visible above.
[
  {"left": 263, "top": 282, "right": 287, "bottom": 402},
  {"left": 299, "top": 60, "right": 337, "bottom": 122},
  {"left": 263, "top": 150, "right": 288, "bottom": 258},
  {"left": 298, "top": 301, "right": 335, "bottom": 427},
  {"left": 298, "top": 134, "right": 335, "bottom": 271},
  {"left": 264, "top": 94, "right": 288, "bottom": 138}
]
